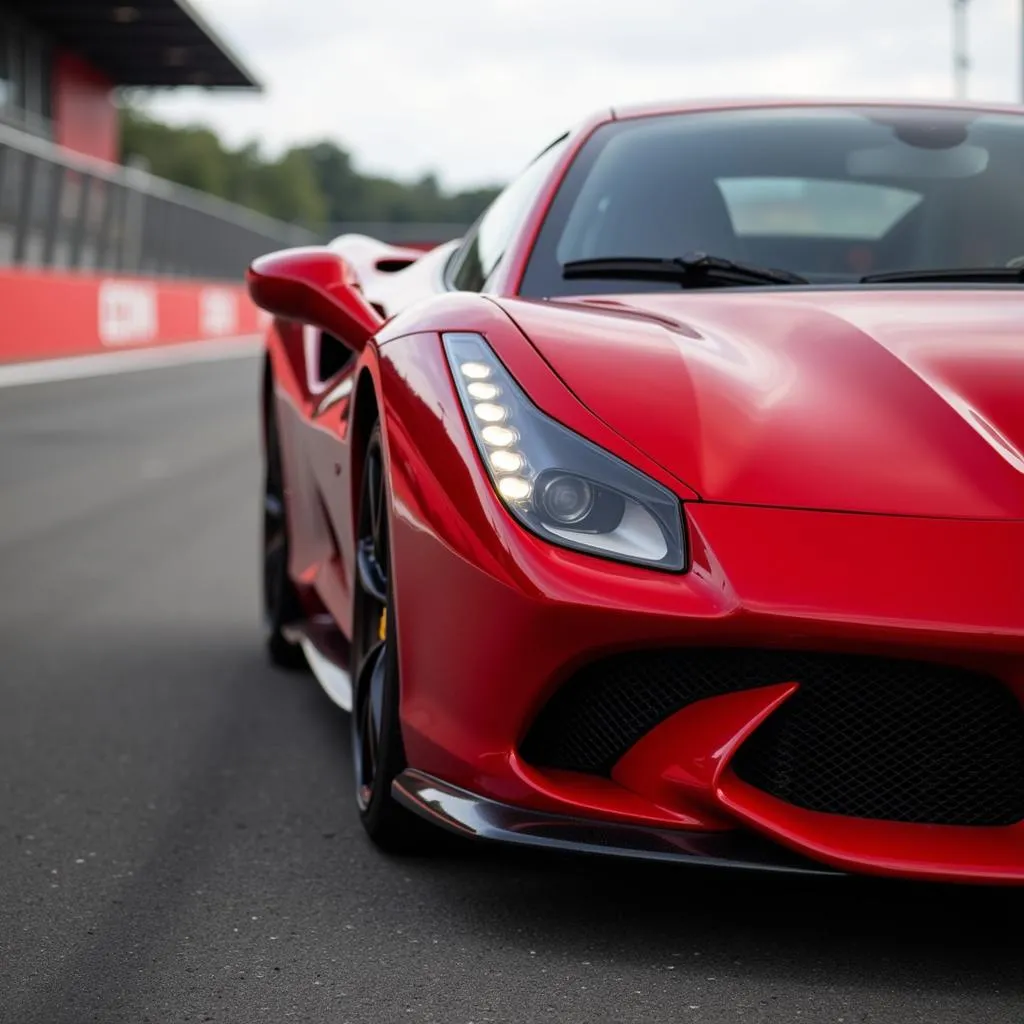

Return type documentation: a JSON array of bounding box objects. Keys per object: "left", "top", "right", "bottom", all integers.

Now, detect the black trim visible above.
[
  {"left": 446, "top": 132, "right": 571, "bottom": 294},
  {"left": 441, "top": 242, "right": 463, "bottom": 291},
  {"left": 392, "top": 769, "right": 840, "bottom": 876}
]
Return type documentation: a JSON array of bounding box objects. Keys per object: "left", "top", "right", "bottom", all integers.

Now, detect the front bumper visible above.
[
  {"left": 390, "top": 500, "right": 1024, "bottom": 883},
  {"left": 393, "top": 769, "right": 837, "bottom": 876},
  {"left": 382, "top": 354, "right": 1024, "bottom": 883}
]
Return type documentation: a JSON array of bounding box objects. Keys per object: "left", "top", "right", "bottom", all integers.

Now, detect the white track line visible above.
[{"left": 0, "top": 334, "right": 263, "bottom": 388}]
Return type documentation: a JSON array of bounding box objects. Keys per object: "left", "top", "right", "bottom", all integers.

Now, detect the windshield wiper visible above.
[
  {"left": 861, "top": 267, "right": 1024, "bottom": 284},
  {"left": 562, "top": 252, "right": 808, "bottom": 288}
]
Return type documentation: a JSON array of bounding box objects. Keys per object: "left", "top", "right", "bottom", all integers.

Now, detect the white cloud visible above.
[{"left": 145, "top": 0, "right": 1024, "bottom": 189}]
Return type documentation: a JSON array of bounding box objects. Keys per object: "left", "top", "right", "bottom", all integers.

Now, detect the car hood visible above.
[{"left": 497, "top": 290, "right": 1024, "bottom": 518}]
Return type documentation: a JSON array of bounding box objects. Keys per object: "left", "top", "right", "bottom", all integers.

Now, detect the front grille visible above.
[
  {"left": 520, "top": 649, "right": 1024, "bottom": 827},
  {"left": 520, "top": 648, "right": 779, "bottom": 774},
  {"left": 732, "top": 665, "right": 1024, "bottom": 825}
]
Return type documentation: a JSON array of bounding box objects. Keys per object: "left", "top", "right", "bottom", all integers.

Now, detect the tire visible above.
[
  {"left": 262, "top": 378, "right": 307, "bottom": 671},
  {"left": 350, "top": 422, "right": 438, "bottom": 851}
]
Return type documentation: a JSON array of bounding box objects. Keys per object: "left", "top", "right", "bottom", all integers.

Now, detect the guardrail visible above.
[{"left": 0, "top": 120, "right": 319, "bottom": 281}]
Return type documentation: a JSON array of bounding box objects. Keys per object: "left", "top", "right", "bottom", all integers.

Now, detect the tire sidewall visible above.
[
  {"left": 352, "top": 425, "right": 407, "bottom": 831},
  {"left": 263, "top": 383, "right": 305, "bottom": 667},
  {"left": 359, "top": 595, "right": 405, "bottom": 832}
]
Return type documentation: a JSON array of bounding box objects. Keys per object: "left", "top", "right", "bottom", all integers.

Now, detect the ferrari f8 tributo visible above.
[{"left": 247, "top": 99, "right": 1024, "bottom": 884}]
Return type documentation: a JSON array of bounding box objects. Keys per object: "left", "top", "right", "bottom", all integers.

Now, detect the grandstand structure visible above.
[{"left": 0, "top": 1, "right": 314, "bottom": 281}]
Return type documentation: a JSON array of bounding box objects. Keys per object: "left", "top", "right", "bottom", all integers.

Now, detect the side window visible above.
[{"left": 451, "top": 135, "right": 569, "bottom": 292}]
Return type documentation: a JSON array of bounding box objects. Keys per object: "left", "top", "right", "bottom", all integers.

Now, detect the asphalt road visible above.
[{"left": 2, "top": 355, "right": 1023, "bottom": 1024}]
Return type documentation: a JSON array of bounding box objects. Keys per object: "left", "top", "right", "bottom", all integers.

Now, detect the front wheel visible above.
[{"left": 350, "top": 424, "right": 440, "bottom": 851}]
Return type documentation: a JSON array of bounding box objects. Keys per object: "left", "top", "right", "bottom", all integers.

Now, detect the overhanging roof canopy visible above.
[{"left": 10, "top": 0, "right": 261, "bottom": 89}]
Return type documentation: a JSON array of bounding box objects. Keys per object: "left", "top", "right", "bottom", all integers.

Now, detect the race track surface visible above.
[{"left": 1, "top": 356, "right": 1022, "bottom": 1024}]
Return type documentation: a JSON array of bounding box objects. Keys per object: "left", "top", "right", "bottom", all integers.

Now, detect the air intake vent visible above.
[{"left": 521, "top": 649, "right": 1024, "bottom": 827}]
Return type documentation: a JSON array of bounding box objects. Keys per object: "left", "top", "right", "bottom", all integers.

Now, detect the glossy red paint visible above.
[
  {"left": 718, "top": 777, "right": 1024, "bottom": 883},
  {"left": 497, "top": 290, "right": 1024, "bottom": 517},
  {"left": 610, "top": 684, "right": 799, "bottom": 826},
  {"left": 379, "top": 301, "right": 699, "bottom": 499},
  {"left": 247, "top": 247, "right": 383, "bottom": 352},
  {"left": 252, "top": 98, "right": 1024, "bottom": 884}
]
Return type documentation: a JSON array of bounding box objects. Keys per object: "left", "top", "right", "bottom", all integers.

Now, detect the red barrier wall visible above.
[{"left": 0, "top": 269, "right": 268, "bottom": 364}]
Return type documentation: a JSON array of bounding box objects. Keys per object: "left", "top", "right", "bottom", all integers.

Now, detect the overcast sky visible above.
[{"left": 146, "top": 0, "right": 1024, "bottom": 190}]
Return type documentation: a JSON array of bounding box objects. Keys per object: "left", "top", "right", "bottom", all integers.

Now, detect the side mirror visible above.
[{"left": 246, "top": 246, "right": 385, "bottom": 352}]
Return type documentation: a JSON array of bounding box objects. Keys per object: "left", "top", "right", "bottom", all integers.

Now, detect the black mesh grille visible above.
[
  {"left": 520, "top": 649, "right": 1024, "bottom": 827},
  {"left": 521, "top": 649, "right": 777, "bottom": 774},
  {"left": 732, "top": 665, "right": 1024, "bottom": 825}
]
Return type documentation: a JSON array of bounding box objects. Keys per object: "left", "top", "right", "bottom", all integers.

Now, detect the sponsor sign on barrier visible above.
[
  {"left": 0, "top": 269, "right": 265, "bottom": 363},
  {"left": 98, "top": 281, "right": 159, "bottom": 346},
  {"left": 199, "top": 287, "right": 240, "bottom": 337}
]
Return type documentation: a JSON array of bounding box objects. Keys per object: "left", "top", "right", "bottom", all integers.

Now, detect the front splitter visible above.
[{"left": 392, "top": 769, "right": 841, "bottom": 876}]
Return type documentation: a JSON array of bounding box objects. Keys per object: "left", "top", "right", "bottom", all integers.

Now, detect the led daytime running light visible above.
[{"left": 443, "top": 332, "right": 686, "bottom": 571}]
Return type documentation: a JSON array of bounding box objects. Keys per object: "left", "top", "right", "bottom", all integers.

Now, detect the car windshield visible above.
[{"left": 519, "top": 105, "right": 1024, "bottom": 296}]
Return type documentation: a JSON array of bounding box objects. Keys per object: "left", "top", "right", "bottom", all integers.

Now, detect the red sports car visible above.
[{"left": 247, "top": 99, "right": 1024, "bottom": 884}]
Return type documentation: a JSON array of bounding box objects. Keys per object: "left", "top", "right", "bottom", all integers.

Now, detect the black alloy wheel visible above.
[
  {"left": 350, "top": 422, "right": 436, "bottom": 850},
  {"left": 263, "top": 378, "right": 307, "bottom": 669}
]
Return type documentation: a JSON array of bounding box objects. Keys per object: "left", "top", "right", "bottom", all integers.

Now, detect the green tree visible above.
[
  {"left": 252, "top": 149, "right": 327, "bottom": 225},
  {"left": 119, "top": 106, "right": 502, "bottom": 230},
  {"left": 293, "top": 141, "right": 361, "bottom": 221},
  {"left": 121, "top": 110, "right": 231, "bottom": 198}
]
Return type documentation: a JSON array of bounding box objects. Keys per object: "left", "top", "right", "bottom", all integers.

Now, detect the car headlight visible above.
[{"left": 442, "top": 332, "right": 686, "bottom": 571}]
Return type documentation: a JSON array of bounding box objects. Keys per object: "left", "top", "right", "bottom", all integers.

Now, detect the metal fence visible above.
[{"left": 0, "top": 120, "right": 319, "bottom": 281}]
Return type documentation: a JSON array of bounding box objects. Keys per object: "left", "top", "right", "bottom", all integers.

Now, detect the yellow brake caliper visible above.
[{"left": 378, "top": 608, "right": 387, "bottom": 642}]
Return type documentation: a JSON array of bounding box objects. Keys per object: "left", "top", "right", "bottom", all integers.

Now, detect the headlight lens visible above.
[{"left": 442, "top": 332, "right": 686, "bottom": 571}]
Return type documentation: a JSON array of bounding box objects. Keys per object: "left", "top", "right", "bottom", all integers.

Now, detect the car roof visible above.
[{"left": 606, "top": 96, "right": 1024, "bottom": 122}]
